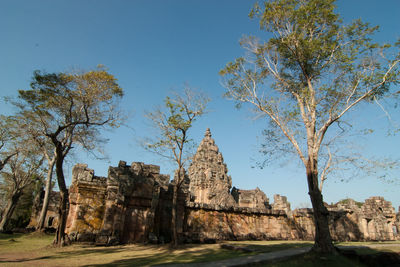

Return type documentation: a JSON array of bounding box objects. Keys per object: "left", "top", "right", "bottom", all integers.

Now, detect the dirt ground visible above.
[{"left": 1, "top": 233, "right": 399, "bottom": 266}]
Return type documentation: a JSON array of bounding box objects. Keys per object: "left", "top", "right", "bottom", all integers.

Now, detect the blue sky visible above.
[{"left": 1, "top": 0, "right": 399, "bottom": 210}]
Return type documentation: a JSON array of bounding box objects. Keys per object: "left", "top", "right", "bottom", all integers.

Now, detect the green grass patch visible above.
[
  {"left": 0, "top": 232, "right": 54, "bottom": 253},
  {"left": 0, "top": 236, "right": 253, "bottom": 266},
  {"left": 335, "top": 240, "right": 400, "bottom": 255},
  {"left": 0, "top": 234, "right": 313, "bottom": 266},
  {"left": 0, "top": 233, "right": 399, "bottom": 266},
  {"left": 226, "top": 240, "right": 313, "bottom": 253}
]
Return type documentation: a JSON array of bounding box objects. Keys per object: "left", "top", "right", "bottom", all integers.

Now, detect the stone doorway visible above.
[{"left": 121, "top": 207, "right": 148, "bottom": 243}]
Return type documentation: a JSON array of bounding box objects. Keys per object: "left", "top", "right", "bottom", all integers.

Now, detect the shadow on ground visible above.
[
  {"left": 0, "top": 246, "right": 127, "bottom": 264},
  {"left": 0, "top": 233, "right": 23, "bottom": 240},
  {"left": 82, "top": 246, "right": 251, "bottom": 266},
  {"left": 0, "top": 233, "right": 399, "bottom": 267},
  {"left": 227, "top": 241, "right": 311, "bottom": 253},
  {"left": 339, "top": 247, "right": 400, "bottom": 267},
  {"left": 254, "top": 246, "right": 400, "bottom": 267}
]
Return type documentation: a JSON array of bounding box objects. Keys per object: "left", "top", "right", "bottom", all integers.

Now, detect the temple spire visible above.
[
  {"left": 205, "top": 128, "right": 211, "bottom": 138},
  {"left": 188, "top": 128, "right": 236, "bottom": 207}
]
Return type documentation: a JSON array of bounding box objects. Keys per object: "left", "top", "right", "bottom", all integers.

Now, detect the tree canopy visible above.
[
  {"left": 13, "top": 66, "right": 124, "bottom": 245},
  {"left": 220, "top": 0, "right": 400, "bottom": 253}
]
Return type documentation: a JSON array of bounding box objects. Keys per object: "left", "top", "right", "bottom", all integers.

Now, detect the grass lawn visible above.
[
  {"left": 263, "top": 241, "right": 400, "bottom": 267},
  {"left": 0, "top": 233, "right": 399, "bottom": 266},
  {"left": 335, "top": 240, "right": 400, "bottom": 254}
]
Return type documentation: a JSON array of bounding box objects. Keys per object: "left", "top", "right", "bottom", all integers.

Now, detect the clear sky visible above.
[{"left": 1, "top": 0, "right": 399, "bottom": 210}]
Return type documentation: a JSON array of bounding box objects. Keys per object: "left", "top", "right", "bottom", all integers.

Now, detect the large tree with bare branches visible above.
[
  {"left": 0, "top": 148, "right": 44, "bottom": 232},
  {"left": 13, "top": 112, "right": 57, "bottom": 231},
  {"left": 144, "top": 88, "right": 209, "bottom": 246},
  {"left": 13, "top": 66, "right": 124, "bottom": 246},
  {"left": 220, "top": 0, "right": 400, "bottom": 253},
  {"left": 0, "top": 116, "right": 18, "bottom": 172}
]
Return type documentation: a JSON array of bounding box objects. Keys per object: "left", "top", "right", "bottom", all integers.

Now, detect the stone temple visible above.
[{"left": 30, "top": 128, "right": 400, "bottom": 244}]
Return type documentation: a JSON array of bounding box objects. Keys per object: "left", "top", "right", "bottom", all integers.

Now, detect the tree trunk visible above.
[
  {"left": 306, "top": 159, "right": 336, "bottom": 253},
  {"left": 53, "top": 146, "right": 69, "bottom": 246},
  {"left": 54, "top": 189, "right": 68, "bottom": 246},
  {"left": 0, "top": 192, "right": 21, "bottom": 232},
  {"left": 171, "top": 183, "right": 178, "bottom": 247},
  {"left": 36, "top": 159, "right": 55, "bottom": 231}
]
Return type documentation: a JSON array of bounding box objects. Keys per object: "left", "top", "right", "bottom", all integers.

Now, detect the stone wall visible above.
[
  {"left": 31, "top": 128, "right": 399, "bottom": 244},
  {"left": 331, "top": 197, "right": 397, "bottom": 241},
  {"left": 65, "top": 161, "right": 173, "bottom": 245},
  {"left": 290, "top": 197, "right": 399, "bottom": 242},
  {"left": 272, "top": 194, "right": 291, "bottom": 214},
  {"left": 184, "top": 203, "right": 300, "bottom": 241},
  {"left": 231, "top": 187, "right": 270, "bottom": 209},
  {"left": 66, "top": 164, "right": 107, "bottom": 242}
]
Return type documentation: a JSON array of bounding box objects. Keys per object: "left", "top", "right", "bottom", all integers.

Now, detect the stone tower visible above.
[{"left": 188, "top": 128, "right": 236, "bottom": 207}]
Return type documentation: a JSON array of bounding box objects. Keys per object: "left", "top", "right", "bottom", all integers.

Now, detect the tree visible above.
[
  {"left": 14, "top": 66, "right": 123, "bottom": 246},
  {"left": 144, "top": 88, "right": 209, "bottom": 246},
  {"left": 0, "top": 149, "right": 44, "bottom": 232},
  {"left": 220, "top": 0, "right": 399, "bottom": 253},
  {"left": 35, "top": 148, "right": 56, "bottom": 231},
  {"left": 14, "top": 110, "right": 58, "bottom": 231},
  {"left": 0, "top": 116, "right": 18, "bottom": 172},
  {"left": 10, "top": 178, "right": 43, "bottom": 229}
]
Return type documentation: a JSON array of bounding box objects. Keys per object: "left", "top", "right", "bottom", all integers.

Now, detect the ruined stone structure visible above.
[
  {"left": 65, "top": 161, "right": 174, "bottom": 244},
  {"left": 328, "top": 197, "right": 398, "bottom": 241},
  {"left": 231, "top": 187, "right": 270, "bottom": 209},
  {"left": 291, "top": 197, "right": 398, "bottom": 241},
  {"left": 272, "top": 194, "right": 291, "bottom": 214},
  {"left": 28, "top": 190, "right": 60, "bottom": 229},
  {"left": 32, "top": 128, "right": 399, "bottom": 244}
]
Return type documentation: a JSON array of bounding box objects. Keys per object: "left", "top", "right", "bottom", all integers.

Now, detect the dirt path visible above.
[{"left": 154, "top": 247, "right": 312, "bottom": 267}]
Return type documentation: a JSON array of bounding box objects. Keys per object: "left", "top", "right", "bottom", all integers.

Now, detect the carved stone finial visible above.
[{"left": 205, "top": 128, "right": 211, "bottom": 138}]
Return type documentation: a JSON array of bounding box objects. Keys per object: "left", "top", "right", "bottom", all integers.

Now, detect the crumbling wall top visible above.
[
  {"left": 71, "top": 163, "right": 106, "bottom": 185},
  {"left": 272, "top": 194, "right": 291, "bottom": 213},
  {"left": 231, "top": 187, "right": 270, "bottom": 209}
]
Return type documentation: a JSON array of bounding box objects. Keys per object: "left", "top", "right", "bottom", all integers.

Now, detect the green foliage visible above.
[
  {"left": 250, "top": 0, "right": 340, "bottom": 80},
  {"left": 220, "top": 0, "right": 400, "bottom": 177},
  {"left": 220, "top": 0, "right": 400, "bottom": 252},
  {"left": 0, "top": 148, "right": 44, "bottom": 230},
  {"left": 0, "top": 116, "right": 19, "bottom": 172},
  {"left": 222, "top": 0, "right": 399, "bottom": 109},
  {"left": 8, "top": 66, "right": 124, "bottom": 243},
  {"left": 11, "top": 66, "right": 124, "bottom": 161},
  {"left": 145, "top": 88, "right": 209, "bottom": 169},
  {"left": 337, "top": 198, "right": 363, "bottom": 208},
  {"left": 8, "top": 179, "right": 42, "bottom": 229},
  {"left": 18, "top": 67, "right": 123, "bottom": 132}
]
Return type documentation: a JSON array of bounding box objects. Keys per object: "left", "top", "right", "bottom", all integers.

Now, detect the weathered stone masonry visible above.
[
  {"left": 65, "top": 161, "right": 173, "bottom": 244},
  {"left": 34, "top": 128, "right": 399, "bottom": 244}
]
